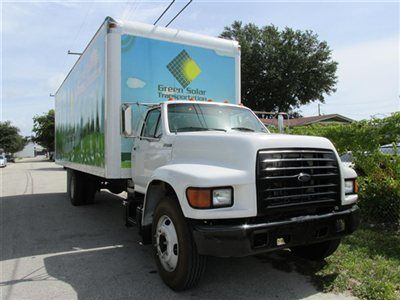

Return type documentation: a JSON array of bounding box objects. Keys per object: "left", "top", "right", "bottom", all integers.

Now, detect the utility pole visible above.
[{"left": 318, "top": 104, "right": 321, "bottom": 116}]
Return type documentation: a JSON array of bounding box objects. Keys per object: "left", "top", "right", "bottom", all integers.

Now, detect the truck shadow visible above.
[{"left": 2, "top": 191, "right": 329, "bottom": 299}]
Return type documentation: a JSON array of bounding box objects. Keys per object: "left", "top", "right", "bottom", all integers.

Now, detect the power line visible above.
[
  {"left": 153, "top": 0, "right": 175, "bottom": 25},
  {"left": 127, "top": 0, "right": 141, "bottom": 21},
  {"left": 122, "top": 0, "right": 139, "bottom": 21},
  {"left": 70, "top": 3, "right": 92, "bottom": 51},
  {"left": 165, "top": 0, "right": 193, "bottom": 28}
]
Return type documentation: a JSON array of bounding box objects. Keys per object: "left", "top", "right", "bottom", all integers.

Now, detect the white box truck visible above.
[{"left": 55, "top": 17, "right": 359, "bottom": 291}]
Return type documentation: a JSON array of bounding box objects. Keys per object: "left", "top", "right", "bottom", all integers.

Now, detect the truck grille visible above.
[{"left": 256, "top": 148, "right": 341, "bottom": 214}]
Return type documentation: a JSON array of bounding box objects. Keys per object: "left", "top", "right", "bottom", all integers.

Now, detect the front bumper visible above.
[{"left": 191, "top": 205, "right": 360, "bottom": 257}]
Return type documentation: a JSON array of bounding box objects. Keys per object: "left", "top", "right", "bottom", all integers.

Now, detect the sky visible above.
[{"left": 1, "top": 0, "right": 399, "bottom": 136}]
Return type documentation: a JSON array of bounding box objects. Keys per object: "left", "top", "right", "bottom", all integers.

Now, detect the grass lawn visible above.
[{"left": 314, "top": 227, "right": 400, "bottom": 300}]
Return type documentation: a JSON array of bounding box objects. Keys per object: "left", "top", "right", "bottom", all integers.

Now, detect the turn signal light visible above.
[
  {"left": 354, "top": 180, "right": 359, "bottom": 193},
  {"left": 186, "top": 188, "right": 211, "bottom": 208}
]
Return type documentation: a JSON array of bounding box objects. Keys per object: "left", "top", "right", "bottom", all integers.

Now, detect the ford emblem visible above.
[{"left": 297, "top": 172, "right": 312, "bottom": 183}]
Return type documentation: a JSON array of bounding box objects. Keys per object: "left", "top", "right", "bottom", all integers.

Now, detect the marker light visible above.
[
  {"left": 223, "top": 100, "right": 229, "bottom": 103},
  {"left": 354, "top": 180, "right": 359, "bottom": 193},
  {"left": 207, "top": 99, "right": 213, "bottom": 102},
  {"left": 168, "top": 97, "right": 175, "bottom": 101}
]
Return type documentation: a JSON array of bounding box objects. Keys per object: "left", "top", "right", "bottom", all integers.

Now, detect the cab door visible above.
[{"left": 133, "top": 108, "right": 169, "bottom": 191}]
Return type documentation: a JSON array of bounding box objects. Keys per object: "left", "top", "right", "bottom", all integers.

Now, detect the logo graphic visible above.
[
  {"left": 297, "top": 172, "right": 312, "bottom": 183},
  {"left": 167, "top": 50, "right": 201, "bottom": 88}
]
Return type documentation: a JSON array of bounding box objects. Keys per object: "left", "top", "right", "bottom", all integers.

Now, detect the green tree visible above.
[
  {"left": 32, "top": 109, "right": 55, "bottom": 151},
  {"left": 220, "top": 21, "right": 338, "bottom": 112},
  {"left": 0, "top": 121, "right": 27, "bottom": 153}
]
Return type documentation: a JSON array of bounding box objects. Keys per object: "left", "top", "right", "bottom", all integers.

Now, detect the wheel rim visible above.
[{"left": 155, "top": 215, "right": 179, "bottom": 272}]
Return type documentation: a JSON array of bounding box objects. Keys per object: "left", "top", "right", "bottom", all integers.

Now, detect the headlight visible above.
[
  {"left": 344, "top": 179, "right": 358, "bottom": 194},
  {"left": 212, "top": 188, "right": 233, "bottom": 208},
  {"left": 186, "top": 187, "right": 233, "bottom": 209}
]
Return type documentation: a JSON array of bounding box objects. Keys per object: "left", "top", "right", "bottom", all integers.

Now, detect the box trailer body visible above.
[{"left": 55, "top": 17, "right": 240, "bottom": 178}]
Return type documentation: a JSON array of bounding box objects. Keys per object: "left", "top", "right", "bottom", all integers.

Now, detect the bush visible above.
[
  {"left": 283, "top": 113, "right": 400, "bottom": 227},
  {"left": 356, "top": 152, "right": 400, "bottom": 227},
  {"left": 286, "top": 112, "right": 400, "bottom": 154}
]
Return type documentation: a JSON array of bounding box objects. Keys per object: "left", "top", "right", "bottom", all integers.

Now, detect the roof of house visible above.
[{"left": 261, "top": 114, "right": 354, "bottom": 127}]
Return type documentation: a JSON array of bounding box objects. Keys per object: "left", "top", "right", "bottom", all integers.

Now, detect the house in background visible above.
[
  {"left": 259, "top": 113, "right": 354, "bottom": 128},
  {"left": 14, "top": 142, "right": 44, "bottom": 158}
]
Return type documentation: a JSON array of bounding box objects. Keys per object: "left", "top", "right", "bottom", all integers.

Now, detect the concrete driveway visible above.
[{"left": 0, "top": 158, "right": 355, "bottom": 299}]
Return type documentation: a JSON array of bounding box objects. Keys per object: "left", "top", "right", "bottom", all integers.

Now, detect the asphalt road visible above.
[{"left": 0, "top": 158, "right": 355, "bottom": 300}]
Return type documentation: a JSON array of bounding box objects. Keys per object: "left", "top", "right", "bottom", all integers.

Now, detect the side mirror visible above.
[{"left": 121, "top": 104, "right": 134, "bottom": 137}]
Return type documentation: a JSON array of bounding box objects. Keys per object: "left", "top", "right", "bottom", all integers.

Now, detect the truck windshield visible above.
[{"left": 168, "top": 103, "right": 268, "bottom": 133}]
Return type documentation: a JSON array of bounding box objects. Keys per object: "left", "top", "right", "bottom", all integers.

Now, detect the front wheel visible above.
[
  {"left": 290, "top": 238, "right": 341, "bottom": 261},
  {"left": 152, "top": 197, "right": 206, "bottom": 291}
]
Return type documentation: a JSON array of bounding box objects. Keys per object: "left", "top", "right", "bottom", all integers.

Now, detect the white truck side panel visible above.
[{"left": 105, "top": 27, "right": 124, "bottom": 178}]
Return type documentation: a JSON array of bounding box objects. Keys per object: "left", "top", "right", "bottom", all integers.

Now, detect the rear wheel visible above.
[
  {"left": 152, "top": 197, "right": 206, "bottom": 291},
  {"left": 67, "top": 169, "right": 97, "bottom": 206},
  {"left": 291, "top": 239, "right": 341, "bottom": 261},
  {"left": 85, "top": 175, "right": 97, "bottom": 204}
]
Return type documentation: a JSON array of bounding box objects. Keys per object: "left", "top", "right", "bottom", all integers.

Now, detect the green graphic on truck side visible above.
[
  {"left": 121, "top": 152, "right": 131, "bottom": 168},
  {"left": 55, "top": 26, "right": 106, "bottom": 168}
]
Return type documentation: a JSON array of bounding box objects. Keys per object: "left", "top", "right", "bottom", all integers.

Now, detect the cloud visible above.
[
  {"left": 1, "top": 2, "right": 35, "bottom": 33},
  {"left": 120, "top": 2, "right": 165, "bottom": 23},
  {"left": 126, "top": 77, "right": 146, "bottom": 89},
  {"left": 47, "top": 72, "right": 66, "bottom": 92},
  {"left": 300, "top": 35, "right": 399, "bottom": 119}
]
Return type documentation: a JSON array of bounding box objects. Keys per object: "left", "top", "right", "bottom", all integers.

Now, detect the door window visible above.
[{"left": 142, "top": 109, "right": 161, "bottom": 138}]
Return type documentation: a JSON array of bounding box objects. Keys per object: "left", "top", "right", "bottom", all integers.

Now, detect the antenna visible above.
[{"left": 68, "top": 50, "right": 82, "bottom": 56}]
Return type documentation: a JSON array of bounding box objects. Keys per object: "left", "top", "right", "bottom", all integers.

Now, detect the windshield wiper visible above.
[
  {"left": 176, "top": 127, "right": 226, "bottom": 132},
  {"left": 208, "top": 128, "right": 227, "bottom": 132},
  {"left": 176, "top": 127, "right": 208, "bottom": 132},
  {"left": 230, "top": 127, "right": 255, "bottom": 132}
]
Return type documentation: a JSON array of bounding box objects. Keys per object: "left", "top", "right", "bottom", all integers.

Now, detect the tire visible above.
[
  {"left": 85, "top": 175, "right": 97, "bottom": 204},
  {"left": 291, "top": 238, "right": 341, "bottom": 261},
  {"left": 67, "top": 169, "right": 97, "bottom": 206},
  {"left": 152, "top": 197, "right": 206, "bottom": 291}
]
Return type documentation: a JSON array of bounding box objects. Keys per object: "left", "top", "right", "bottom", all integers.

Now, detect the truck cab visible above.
[{"left": 126, "top": 100, "right": 359, "bottom": 290}]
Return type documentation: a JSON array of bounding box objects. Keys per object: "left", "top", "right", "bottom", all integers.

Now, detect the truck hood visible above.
[{"left": 170, "top": 132, "right": 338, "bottom": 170}]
